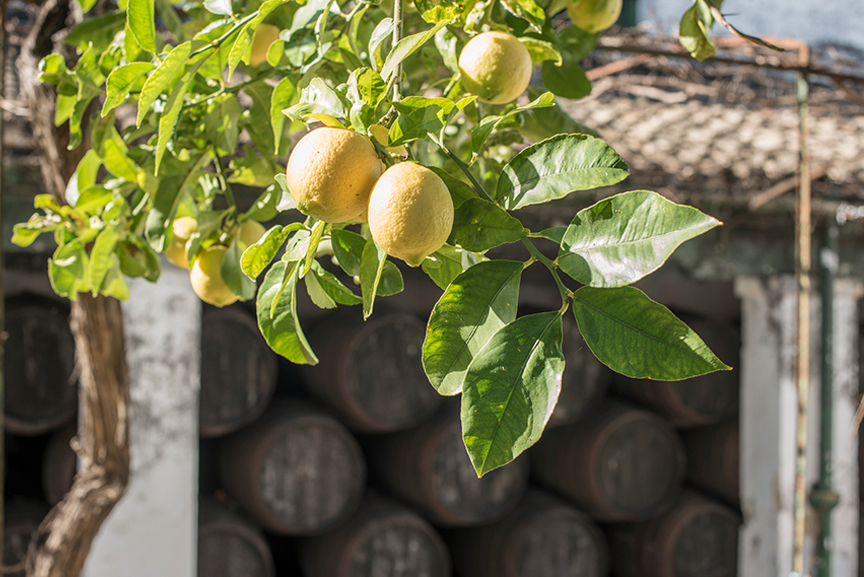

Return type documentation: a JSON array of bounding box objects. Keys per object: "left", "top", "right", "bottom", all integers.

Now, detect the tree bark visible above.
[{"left": 15, "top": 0, "right": 132, "bottom": 575}]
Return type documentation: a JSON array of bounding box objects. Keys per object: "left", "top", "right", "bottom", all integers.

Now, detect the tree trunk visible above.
[{"left": 15, "top": 0, "right": 132, "bottom": 575}]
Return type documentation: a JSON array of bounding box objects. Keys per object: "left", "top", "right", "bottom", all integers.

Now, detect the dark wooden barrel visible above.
[
  {"left": 198, "top": 498, "right": 276, "bottom": 577},
  {"left": 4, "top": 498, "right": 50, "bottom": 577},
  {"left": 366, "top": 405, "right": 529, "bottom": 526},
  {"left": 681, "top": 420, "right": 739, "bottom": 506},
  {"left": 612, "top": 318, "right": 740, "bottom": 428},
  {"left": 42, "top": 423, "right": 77, "bottom": 505},
  {"left": 531, "top": 400, "right": 686, "bottom": 522},
  {"left": 4, "top": 296, "right": 77, "bottom": 435},
  {"left": 298, "top": 493, "right": 451, "bottom": 577},
  {"left": 446, "top": 489, "right": 609, "bottom": 577},
  {"left": 549, "top": 315, "right": 613, "bottom": 427},
  {"left": 218, "top": 400, "right": 366, "bottom": 535},
  {"left": 200, "top": 307, "right": 279, "bottom": 438},
  {"left": 607, "top": 491, "right": 740, "bottom": 577},
  {"left": 300, "top": 309, "right": 442, "bottom": 433}
]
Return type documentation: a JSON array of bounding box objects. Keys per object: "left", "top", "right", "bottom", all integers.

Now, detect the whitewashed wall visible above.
[{"left": 636, "top": 0, "right": 864, "bottom": 51}]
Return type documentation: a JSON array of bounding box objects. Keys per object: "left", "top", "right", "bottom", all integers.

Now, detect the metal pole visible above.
[{"left": 792, "top": 46, "right": 812, "bottom": 576}]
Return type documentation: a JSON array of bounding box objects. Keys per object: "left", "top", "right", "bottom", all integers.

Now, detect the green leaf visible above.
[
  {"left": 274, "top": 173, "right": 296, "bottom": 211},
  {"left": 64, "top": 12, "right": 126, "bottom": 51},
  {"left": 155, "top": 61, "right": 201, "bottom": 174},
  {"left": 271, "top": 77, "right": 296, "bottom": 155},
  {"left": 380, "top": 19, "right": 450, "bottom": 81},
  {"left": 346, "top": 67, "right": 386, "bottom": 132},
  {"left": 470, "top": 91, "right": 554, "bottom": 156},
  {"left": 127, "top": 0, "right": 156, "bottom": 52},
  {"left": 520, "top": 37, "right": 561, "bottom": 65},
  {"left": 99, "top": 258, "right": 130, "bottom": 300},
  {"left": 496, "top": 134, "right": 629, "bottom": 210},
  {"left": 452, "top": 198, "right": 527, "bottom": 252},
  {"left": 541, "top": 60, "right": 591, "bottom": 99},
  {"left": 244, "top": 187, "right": 280, "bottom": 222},
  {"left": 415, "top": 0, "right": 465, "bottom": 23},
  {"left": 283, "top": 77, "right": 347, "bottom": 122},
  {"left": 389, "top": 96, "right": 455, "bottom": 146},
  {"left": 89, "top": 226, "right": 121, "bottom": 293},
  {"left": 500, "top": 0, "right": 545, "bottom": 31},
  {"left": 146, "top": 152, "right": 209, "bottom": 250},
  {"left": 12, "top": 217, "right": 59, "bottom": 248},
  {"left": 301, "top": 220, "right": 327, "bottom": 278},
  {"left": 222, "top": 237, "right": 258, "bottom": 300},
  {"left": 66, "top": 149, "right": 102, "bottom": 206},
  {"left": 519, "top": 86, "right": 599, "bottom": 141},
  {"left": 49, "top": 241, "right": 91, "bottom": 300},
  {"left": 205, "top": 94, "right": 242, "bottom": 155},
  {"left": 360, "top": 238, "right": 388, "bottom": 318},
  {"left": 572, "top": 286, "right": 731, "bottom": 380},
  {"left": 102, "top": 62, "right": 155, "bottom": 116},
  {"left": 423, "top": 260, "right": 523, "bottom": 395},
  {"left": 421, "top": 244, "right": 483, "bottom": 289},
  {"left": 557, "top": 190, "right": 721, "bottom": 288},
  {"left": 257, "top": 260, "right": 319, "bottom": 364},
  {"left": 227, "top": 0, "right": 286, "bottom": 80},
  {"left": 241, "top": 223, "right": 301, "bottom": 279},
  {"left": 137, "top": 41, "right": 191, "bottom": 127},
  {"left": 307, "top": 260, "right": 362, "bottom": 306},
  {"left": 78, "top": 0, "right": 98, "bottom": 13},
  {"left": 462, "top": 311, "right": 564, "bottom": 475},
  {"left": 428, "top": 166, "right": 475, "bottom": 208},
  {"left": 331, "top": 229, "right": 366, "bottom": 276},
  {"left": 378, "top": 260, "right": 404, "bottom": 297},
  {"left": 434, "top": 26, "right": 460, "bottom": 73},
  {"left": 116, "top": 236, "right": 161, "bottom": 281},
  {"left": 679, "top": 0, "right": 716, "bottom": 61},
  {"left": 100, "top": 128, "right": 139, "bottom": 181},
  {"left": 368, "top": 18, "right": 394, "bottom": 71}
]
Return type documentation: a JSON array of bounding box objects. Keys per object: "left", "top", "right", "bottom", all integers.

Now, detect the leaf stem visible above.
[
  {"left": 522, "top": 238, "right": 570, "bottom": 302},
  {"left": 189, "top": 11, "right": 260, "bottom": 58},
  {"left": 429, "top": 134, "right": 494, "bottom": 203},
  {"left": 392, "top": 0, "right": 404, "bottom": 102},
  {"left": 185, "top": 69, "right": 276, "bottom": 109},
  {"left": 214, "top": 151, "right": 236, "bottom": 209}
]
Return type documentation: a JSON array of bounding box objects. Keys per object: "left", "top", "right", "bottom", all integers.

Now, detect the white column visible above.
[
  {"left": 83, "top": 263, "right": 201, "bottom": 577},
  {"left": 827, "top": 279, "right": 861, "bottom": 577},
  {"left": 735, "top": 276, "right": 799, "bottom": 577}
]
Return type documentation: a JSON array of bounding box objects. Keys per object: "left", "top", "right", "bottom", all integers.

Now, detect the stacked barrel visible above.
[
  {"left": 195, "top": 274, "right": 743, "bottom": 577},
  {"left": 3, "top": 268, "right": 743, "bottom": 577}
]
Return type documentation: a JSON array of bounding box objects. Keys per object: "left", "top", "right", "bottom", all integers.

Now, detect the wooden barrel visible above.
[
  {"left": 681, "top": 420, "right": 739, "bottom": 506},
  {"left": 607, "top": 491, "right": 740, "bottom": 577},
  {"left": 4, "top": 498, "right": 50, "bottom": 577},
  {"left": 42, "top": 423, "right": 78, "bottom": 505},
  {"left": 218, "top": 400, "right": 366, "bottom": 535},
  {"left": 446, "top": 489, "right": 609, "bottom": 577},
  {"left": 300, "top": 309, "right": 442, "bottom": 433},
  {"left": 200, "top": 307, "right": 279, "bottom": 438},
  {"left": 298, "top": 493, "right": 451, "bottom": 577},
  {"left": 549, "top": 315, "right": 613, "bottom": 427},
  {"left": 612, "top": 318, "right": 740, "bottom": 428},
  {"left": 4, "top": 296, "right": 77, "bottom": 434},
  {"left": 198, "top": 498, "right": 276, "bottom": 577},
  {"left": 531, "top": 400, "right": 686, "bottom": 522},
  {"left": 366, "top": 405, "right": 529, "bottom": 526}
]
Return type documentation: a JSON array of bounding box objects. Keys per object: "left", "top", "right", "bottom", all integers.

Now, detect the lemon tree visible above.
[{"left": 14, "top": 0, "right": 764, "bottom": 477}]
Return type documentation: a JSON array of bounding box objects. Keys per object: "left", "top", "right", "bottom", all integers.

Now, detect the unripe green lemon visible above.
[
  {"left": 164, "top": 216, "right": 198, "bottom": 269},
  {"left": 286, "top": 127, "right": 383, "bottom": 223},
  {"left": 368, "top": 163, "right": 454, "bottom": 267},
  {"left": 239, "top": 220, "right": 266, "bottom": 247},
  {"left": 458, "top": 31, "right": 532, "bottom": 105},
  {"left": 567, "top": 0, "right": 622, "bottom": 33},
  {"left": 250, "top": 24, "right": 280, "bottom": 67},
  {"left": 190, "top": 246, "right": 238, "bottom": 307}
]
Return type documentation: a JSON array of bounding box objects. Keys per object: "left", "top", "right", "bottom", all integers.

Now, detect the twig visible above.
[{"left": 708, "top": 6, "right": 785, "bottom": 53}]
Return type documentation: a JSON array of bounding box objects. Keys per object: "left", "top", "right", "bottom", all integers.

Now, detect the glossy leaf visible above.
[
  {"left": 470, "top": 91, "right": 554, "bottom": 156},
  {"left": 380, "top": 19, "right": 450, "bottom": 81},
  {"left": 415, "top": 0, "right": 464, "bottom": 23},
  {"left": 102, "top": 62, "right": 155, "bottom": 116},
  {"left": 89, "top": 226, "right": 121, "bottom": 293},
  {"left": 452, "top": 198, "right": 527, "bottom": 252},
  {"left": 572, "top": 286, "right": 731, "bottom": 380},
  {"left": 127, "top": 0, "right": 156, "bottom": 53},
  {"left": 500, "top": 0, "right": 545, "bottom": 31},
  {"left": 679, "top": 0, "right": 715, "bottom": 61},
  {"left": 65, "top": 12, "right": 126, "bottom": 50},
  {"left": 520, "top": 37, "right": 562, "bottom": 65},
  {"left": 271, "top": 77, "right": 295, "bottom": 155},
  {"left": 223, "top": 237, "right": 258, "bottom": 301},
  {"left": 241, "top": 224, "right": 302, "bottom": 279},
  {"left": 520, "top": 87, "right": 599, "bottom": 141},
  {"left": 389, "top": 96, "right": 455, "bottom": 145},
  {"left": 360, "top": 238, "right": 388, "bottom": 319},
  {"left": 306, "top": 260, "right": 362, "bottom": 307},
  {"left": 331, "top": 229, "right": 367, "bottom": 276},
  {"left": 423, "top": 260, "right": 523, "bottom": 395},
  {"left": 541, "top": 60, "right": 591, "bottom": 99},
  {"left": 204, "top": 0, "right": 233, "bottom": 16},
  {"left": 137, "top": 41, "right": 191, "bottom": 127},
  {"left": 557, "top": 190, "right": 721, "bottom": 287},
  {"left": 49, "top": 241, "right": 91, "bottom": 300},
  {"left": 257, "top": 260, "right": 319, "bottom": 364},
  {"left": 227, "top": 0, "right": 285, "bottom": 79},
  {"left": 155, "top": 61, "right": 202, "bottom": 174},
  {"left": 462, "top": 311, "right": 564, "bottom": 476},
  {"left": 496, "top": 134, "right": 629, "bottom": 210}
]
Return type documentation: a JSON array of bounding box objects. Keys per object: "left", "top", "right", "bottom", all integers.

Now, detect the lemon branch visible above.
[{"left": 391, "top": 0, "right": 404, "bottom": 101}]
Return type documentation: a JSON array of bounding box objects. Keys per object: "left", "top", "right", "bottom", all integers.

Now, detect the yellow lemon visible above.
[
  {"left": 190, "top": 246, "right": 238, "bottom": 307},
  {"left": 458, "top": 31, "right": 533, "bottom": 105},
  {"left": 369, "top": 124, "right": 408, "bottom": 157},
  {"left": 239, "top": 220, "right": 266, "bottom": 247},
  {"left": 286, "top": 127, "right": 383, "bottom": 223},
  {"left": 567, "top": 0, "right": 622, "bottom": 33},
  {"left": 368, "top": 163, "right": 454, "bottom": 267},
  {"left": 249, "top": 24, "right": 280, "bottom": 67},
  {"left": 164, "top": 216, "right": 198, "bottom": 269}
]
